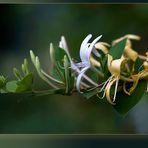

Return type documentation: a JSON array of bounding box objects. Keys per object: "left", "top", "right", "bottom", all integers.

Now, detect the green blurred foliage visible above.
[{"left": 0, "top": 4, "right": 148, "bottom": 133}]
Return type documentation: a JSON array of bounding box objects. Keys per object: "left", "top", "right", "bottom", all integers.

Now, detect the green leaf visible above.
[
  {"left": 50, "top": 66, "right": 63, "bottom": 81},
  {"left": 53, "top": 47, "right": 70, "bottom": 69},
  {"left": 50, "top": 47, "right": 70, "bottom": 82},
  {"left": 50, "top": 46, "right": 75, "bottom": 94},
  {"left": 109, "top": 38, "right": 127, "bottom": 59},
  {"left": 114, "top": 80, "right": 147, "bottom": 116},
  {"left": 134, "top": 57, "right": 143, "bottom": 72},
  {"left": 6, "top": 80, "right": 18, "bottom": 92},
  {"left": 101, "top": 57, "right": 110, "bottom": 78},
  {"left": 6, "top": 73, "right": 33, "bottom": 93},
  {"left": 0, "top": 75, "right": 6, "bottom": 88},
  {"left": 16, "top": 73, "right": 33, "bottom": 92}
]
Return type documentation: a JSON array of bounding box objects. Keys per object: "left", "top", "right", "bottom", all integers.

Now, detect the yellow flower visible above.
[
  {"left": 123, "top": 52, "right": 148, "bottom": 95},
  {"left": 112, "top": 34, "right": 140, "bottom": 61},
  {"left": 124, "top": 46, "right": 138, "bottom": 62},
  {"left": 101, "top": 54, "right": 125, "bottom": 105}
]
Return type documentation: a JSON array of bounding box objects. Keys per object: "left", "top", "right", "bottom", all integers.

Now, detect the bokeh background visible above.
[{"left": 0, "top": 4, "right": 148, "bottom": 134}]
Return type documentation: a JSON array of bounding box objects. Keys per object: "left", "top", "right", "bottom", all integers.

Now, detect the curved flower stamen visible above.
[
  {"left": 105, "top": 78, "right": 117, "bottom": 105},
  {"left": 97, "top": 76, "right": 113, "bottom": 99}
]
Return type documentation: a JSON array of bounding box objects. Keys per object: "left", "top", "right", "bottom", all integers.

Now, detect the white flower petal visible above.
[
  {"left": 80, "top": 34, "right": 92, "bottom": 63},
  {"left": 80, "top": 34, "right": 102, "bottom": 66},
  {"left": 76, "top": 66, "right": 90, "bottom": 93},
  {"left": 85, "top": 35, "right": 102, "bottom": 62}
]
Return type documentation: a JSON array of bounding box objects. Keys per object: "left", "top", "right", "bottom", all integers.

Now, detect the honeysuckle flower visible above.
[
  {"left": 102, "top": 54, "right": 125, "bottom": 105},
  {"left": 76, "top": 34, "right": 103, "bottom": 92},
  {"left": 112, "top": 34, "right": 140, "bottom": 61},
  {"left": 124, "top": 45, "right": 138, "bottom": 62},
  {"left": 123, "top": 52, "right": 148, "bottom": 95},
  {"left": 58, "top": 35, "right": 99, "bottom": 89}
]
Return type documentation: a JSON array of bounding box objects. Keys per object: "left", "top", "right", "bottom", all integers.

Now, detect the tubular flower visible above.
[
  {"left": 112, "top": 34, "right": 140, "bottom": 61},
  {"left": 58, "top": 36, "right": 100, "bottom": 89},
  {"left": 103, "top": 54, "right": 125, "bottom": 105},
  {"left": 76, "top": 34, "right": 103, "bottom": 92},
  {"left": 123, "top": 52, "right": 148, "bottom": 95}
]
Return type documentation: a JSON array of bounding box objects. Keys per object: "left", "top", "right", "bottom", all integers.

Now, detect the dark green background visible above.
[{"left": 0, "top": 4, "right": 148, "bottom": 133}]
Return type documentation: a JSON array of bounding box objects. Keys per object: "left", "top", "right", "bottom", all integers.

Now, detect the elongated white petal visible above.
[
  {"left": 76, "top": 66, "right": 90, "bottom": 93},
  {"left": 85, "top": 35, "right": 102, "bottom": 62},
  {"left": 80, "top": 34, "right": 102, "bottom": 67},
  {"left": 80, "top": 34, "right": 92, "bottom": 63}
]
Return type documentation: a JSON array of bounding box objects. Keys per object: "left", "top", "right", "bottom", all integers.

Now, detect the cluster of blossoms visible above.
[
  {"left": 0, "top": 34, "right": 147, "bottom": 108},
  {"left": 29, "top": 34, "right": 148, "bottom": 105}
]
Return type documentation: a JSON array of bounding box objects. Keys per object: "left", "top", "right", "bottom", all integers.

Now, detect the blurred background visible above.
[{"left": 0, "top": 4, "right": 148, "bottom": 134}]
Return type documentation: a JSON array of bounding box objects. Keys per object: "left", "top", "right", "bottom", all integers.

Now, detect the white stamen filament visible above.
[
  {"left": 113, "top": 79, "right": 119, "bottom": 102},
  {"left": 98, "top": 76, "right": 113, "bottom": 93}
]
